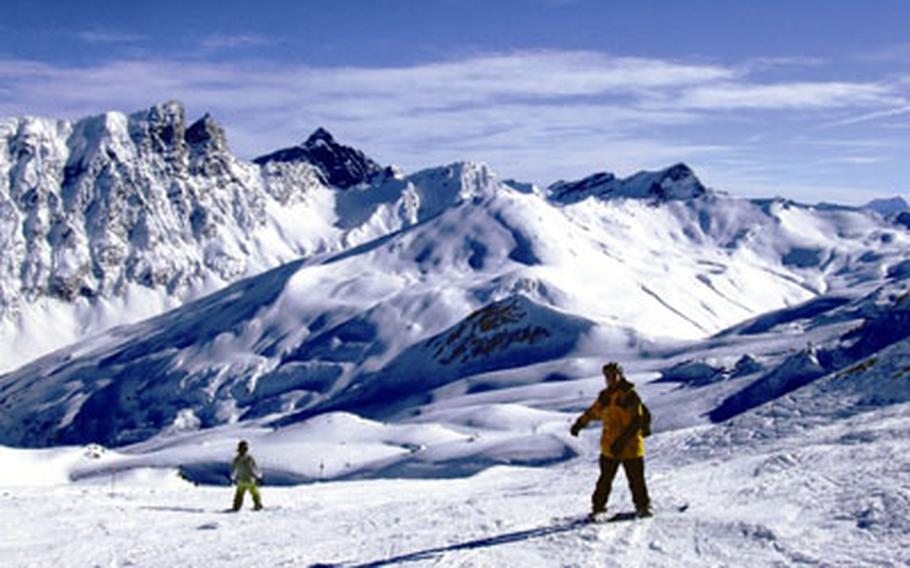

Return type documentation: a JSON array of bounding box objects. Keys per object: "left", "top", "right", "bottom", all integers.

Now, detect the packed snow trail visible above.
[{"left": 3, "top": 402, "right": 909, "bottom": 567}]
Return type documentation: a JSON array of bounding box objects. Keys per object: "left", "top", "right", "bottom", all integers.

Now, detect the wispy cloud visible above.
[
  {"left": 76, "top": 30, "right": 146, "bottom": 44},
  {"left": 0, "top": 49, "right": 904, "bottom": 199},
  {"left": 855, "top": 42, "right": 910, "bottom": 63},
  {"left": 673, "top": 82, "right": 895, "bottom": 110},
  {"left": 199, "top": 33, "right": 277, "bottom": 52},
  {"left": 820, "top": 104, "right": 910, "bottom": 128},
  {"left": 813, "top": 155, "right": 890, "bottom": 166},
  {"left": 740, "top": 56, "right": 829, "bottom": 73}
]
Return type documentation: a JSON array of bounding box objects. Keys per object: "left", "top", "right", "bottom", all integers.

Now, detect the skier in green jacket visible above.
[{"left": 230, "top": 440, "right": 263, "bottom": 511}]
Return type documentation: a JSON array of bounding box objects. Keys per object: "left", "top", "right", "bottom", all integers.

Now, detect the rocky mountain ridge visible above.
[{"left": 0, "top": 102, "right": 510, "bottom": 370}]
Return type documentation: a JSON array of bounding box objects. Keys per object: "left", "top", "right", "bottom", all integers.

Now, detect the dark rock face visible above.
[
  {"left": 895, "top": 211, "right": 910, "bottom": 230},
  {"left": 548, "top": 172, "right": 618, "bottom": 204},
  {"left": 627, "top": 162, "right": 708, "bottom": 201},
  {"left": 547, "top": 162, "right": 708, "bottom": 204},
  {"left": 732, "top": 354, "right": 763, "bottom": 377},
  {"left": 272, "top": 295, "right": 596, "bottom": 424},
  {"left": 657, "top": 359, "right": 726, "bottom": 386},
  {"left": 427, "top": 296, "right": 553, "bottom": 366},
  {"left": 185, "top": 113, "right": 230, "bottom": 176},
  {"left": 254, "top": 127, "right": 383, "bottom": 189},
  {"left": 185, "top": 113, "right": 227, "bottom": 153},
  {"left": 0, "top": 101, "right": 324, "bottom": 318}
]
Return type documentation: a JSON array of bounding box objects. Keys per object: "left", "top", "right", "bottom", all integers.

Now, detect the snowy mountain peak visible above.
[
  {"left": 620, "top": 162, "right": 708, "bottom": 201},
  {"left": 185, "top": 112, "right": 227, "bottom": 154},
  {"left": 548, "top": 162, "right": 708, "bottom": 204},
  {"left": 404, "top": 161, "right": 502, "bottom": 212},
  {"left": 305, "top": 126, "right": 337, "bottom": 146},
  {"left": 864, "top": 196, "right": 908, "bottom": 217},
  {"left": 130, "top": 100, "right": 187, "bottom": 160},
  {"left": 254, "top": 127, "right": 383, "bottom": 188}
]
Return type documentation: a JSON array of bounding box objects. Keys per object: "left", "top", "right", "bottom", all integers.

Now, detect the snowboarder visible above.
[
  {"left": 230, "top": 440, "right": 263, "bottom": 511},
  {"left": 570, "top": 362, "right": 651, "bottom": 520}
]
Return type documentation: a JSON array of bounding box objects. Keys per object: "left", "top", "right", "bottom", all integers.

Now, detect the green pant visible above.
[{"left": 232, "top": 481, "right": 263, "bottom": 511}]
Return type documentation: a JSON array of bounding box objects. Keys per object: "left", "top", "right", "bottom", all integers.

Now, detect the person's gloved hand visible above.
[{"left": 570, "top": 422, "right": 582, "bottom": 437}]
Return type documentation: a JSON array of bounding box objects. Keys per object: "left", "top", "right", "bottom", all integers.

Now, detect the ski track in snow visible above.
[{"left": 2, "top": 403, "right": 909, "bottom": 567}]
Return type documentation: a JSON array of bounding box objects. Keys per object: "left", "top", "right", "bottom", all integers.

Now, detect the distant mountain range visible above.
[{"left": 0, "top": 101, "right": 908, "bottom": 448}]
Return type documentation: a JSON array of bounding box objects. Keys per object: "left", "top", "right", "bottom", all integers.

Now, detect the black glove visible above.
[{"left": 570, "top": 421, "right": 582, "bottom": 437}]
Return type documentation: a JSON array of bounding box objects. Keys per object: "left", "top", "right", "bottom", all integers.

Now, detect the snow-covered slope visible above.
[
  {"left": 0, "top": 103, "right": 502, "bottom": 371},
  {"left": 1, "top": 344, "right": 908, "bottom": 567},
  {"left": 1, "top": 156, "right": 907, "bottom": 449}
]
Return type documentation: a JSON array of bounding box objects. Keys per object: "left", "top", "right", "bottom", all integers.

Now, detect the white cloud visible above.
[
  {"left": 199, "top": 33, "right": 277, "bottom": 52},
  {"left": 819, "top": 105, "right": 910, "bottom": 128},
  {"left": 0, "top": 50, "right": 904, "bottom": 199},
  {"left": 739, "top": 56, "right": 829, "bottom": 73},
  {"left": 855, "top": 42, "right": 910, "bottom": 63},
  {"left": 674, "top": 82, "right": 896, "bottom": 110},
  {"left": 814, "top": 155, "right": 889, "bottom": 166},
  {"left": 0, "top": 51, "right": 736, "bottom": 161},
  {"left": 76, "top": 30, "right": 146, "bottom": 44}
]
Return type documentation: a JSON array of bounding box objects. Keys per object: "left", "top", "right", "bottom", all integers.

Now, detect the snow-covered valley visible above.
[{"left": 1, "top": 102, "right": 909, "bottom": 567}]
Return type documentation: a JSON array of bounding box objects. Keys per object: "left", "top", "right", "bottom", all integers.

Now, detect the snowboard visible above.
[
  {"left": 584, "top": 502, "right": 689, "bottom": 524},
  {"left": 221, "top": 505, "right": 273, "bottom": 513}
]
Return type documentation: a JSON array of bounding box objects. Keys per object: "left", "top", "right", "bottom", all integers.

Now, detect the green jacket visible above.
[{"left": 231, "top": 454, "right": 262, "bottom": 483}]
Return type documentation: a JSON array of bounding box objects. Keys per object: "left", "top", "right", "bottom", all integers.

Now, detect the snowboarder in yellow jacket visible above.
[
  {"left": 230, "top": 440, "right": 263, "bottom": 511},
  {"left": 571, "top": 362, "right": 651, "bottom": 518}
]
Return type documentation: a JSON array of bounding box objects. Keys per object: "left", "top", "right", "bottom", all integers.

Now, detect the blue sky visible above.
[{"left": 1, "top": 0, "right": 908, "bottom": 203}]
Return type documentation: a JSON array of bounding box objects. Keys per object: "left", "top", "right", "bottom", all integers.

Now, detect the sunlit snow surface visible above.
[
  {"left": 2, "top": 297, "right": 910, "bottom": 565},
  {"left": 2, "top": 381, "right": 908, "bottom": 566},
  {"left": 1, "top": 183, "right": 908, "bottom": 448},
  {"left": 2, "top": 106, "right": 910, "bottom": 565}
]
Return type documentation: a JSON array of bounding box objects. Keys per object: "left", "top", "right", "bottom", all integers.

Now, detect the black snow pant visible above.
[{"left": 591, "top": 455, "right": 650, "bottom": 513}]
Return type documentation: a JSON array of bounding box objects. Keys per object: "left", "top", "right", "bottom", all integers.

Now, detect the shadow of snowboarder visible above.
[{"left": 309, "top": 517, "right": 588, "bottom": 568}]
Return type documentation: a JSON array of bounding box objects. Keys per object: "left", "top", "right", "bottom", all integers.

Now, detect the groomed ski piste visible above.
[{"left": 2, "top": 334, "right": 909, "bottom": 567}]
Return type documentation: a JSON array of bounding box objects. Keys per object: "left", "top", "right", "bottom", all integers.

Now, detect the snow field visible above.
[{"left": 2, "top": 397, "right": 909, "bottom": 567}]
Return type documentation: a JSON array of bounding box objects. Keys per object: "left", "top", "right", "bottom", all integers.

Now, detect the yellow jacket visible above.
[{"left": 574, "top": 381, "right": 645, "bottom": 459}]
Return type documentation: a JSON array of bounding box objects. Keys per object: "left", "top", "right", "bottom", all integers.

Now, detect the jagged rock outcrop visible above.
[
  {"left": 548, "top": 162, "right": 708, "bottom": 204},
  {"left": 0, "top": 101, "right": 328, "bottom": 311},
  {"left": 0, "top": 102, "right": 520, "bottom": 372},
  {"left": 254, "top": 127, "right": 385, "bottom": 189}
]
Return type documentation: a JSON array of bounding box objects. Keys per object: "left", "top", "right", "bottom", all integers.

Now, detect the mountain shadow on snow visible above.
[
  {"left": 276, "top": 295, "right": 594, "bottom": 422},
  {"left": 0, "top": 260, "right": 305, "bottom": 447},
  {"left": 710, "top": 284, "right": 910, "bottom": 422}
]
